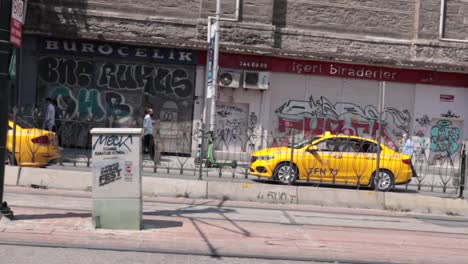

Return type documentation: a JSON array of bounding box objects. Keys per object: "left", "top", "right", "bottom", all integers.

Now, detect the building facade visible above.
[{"left": 18, "top": 0, "right": 468, "bottom": 163}]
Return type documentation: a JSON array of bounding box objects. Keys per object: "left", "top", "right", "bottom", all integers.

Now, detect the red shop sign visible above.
[{"left": 198, "top": 51, "right": 468, "bottom": 88}]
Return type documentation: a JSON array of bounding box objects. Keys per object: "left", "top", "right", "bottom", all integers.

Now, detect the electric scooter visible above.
[{"left": 194, "top": 131, "right": 237, "bottom": 169}]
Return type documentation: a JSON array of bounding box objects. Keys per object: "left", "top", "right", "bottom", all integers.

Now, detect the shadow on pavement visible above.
[
  {"left": 189, "top": 218, "right": 220, "bottom": 259},
  {"left": 14, "top": 212, "right": 91, "bottom": 220},
  {"left": 143, "top": 219, "right": 183, "bottom": 229},
  {"left": 145, "top": 200, "right": 249, "bottom": 258},
  {"left": 146, "top": 207, "right": 237, "bottom": 217},
  {"left": 15, "top": 212, "right": 184, "bottom": 231},
  {"left": 145, "top": 200, "right": 237, "bottom": 217}
]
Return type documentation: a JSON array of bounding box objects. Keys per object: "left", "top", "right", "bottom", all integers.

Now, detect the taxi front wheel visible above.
[
  {"left": 274, "top": 163, "right": 298, "bottom": 184},
  {"left": 371, "top": 170, "right": 395, "bottom": 192}
]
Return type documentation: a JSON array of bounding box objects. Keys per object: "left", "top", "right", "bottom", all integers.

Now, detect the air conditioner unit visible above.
[
  {"left": 218, "top": 69, "right": 241, "bottom": 88},
  {"left": 243, "top": 71, "right": 270, "bottom": 90}
]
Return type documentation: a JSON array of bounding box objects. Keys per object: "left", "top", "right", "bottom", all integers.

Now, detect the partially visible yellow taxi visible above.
[
  {"left": 250, "top": 132, "right": 415, "bottom": 191},
  {"left": 6, "top": 118, "right": 61, "bottom": 167}
]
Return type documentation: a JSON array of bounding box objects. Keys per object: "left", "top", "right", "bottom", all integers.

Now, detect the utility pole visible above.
[
  {"left": 0, "top": 0, "right": 14, "bottom": 220},
  {"left": 199, "top": 0, "right": 220, "bottom": 167},
  {"left": 207, "top": 0, "right": 221, "bottom": 134},
  {"left": 375, "top": 81, "right": 385, "bottom": 191}
]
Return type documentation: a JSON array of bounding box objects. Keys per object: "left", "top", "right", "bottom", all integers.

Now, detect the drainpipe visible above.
[
  {"left": 438, "top": 0, "right": 468, "bottom": 43},
  {"left": 206, "top": 0, "right": 240, "bottom": 41}
]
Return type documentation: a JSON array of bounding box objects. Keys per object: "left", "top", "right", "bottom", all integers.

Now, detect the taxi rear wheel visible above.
[
  {"left": 371, "top": 170, "right": 395, "bottom": 192},
  {"left": 274, "top": 163, "right": 298, "bottom": 184}
]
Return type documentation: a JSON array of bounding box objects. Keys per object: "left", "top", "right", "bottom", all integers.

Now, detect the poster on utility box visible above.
[{"left": 91, "top": 133, "right": 141, "bottom": 198}]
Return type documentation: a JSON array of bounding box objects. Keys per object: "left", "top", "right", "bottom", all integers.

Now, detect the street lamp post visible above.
[{"left": 0, "top": 0, "right": 14, "bottom": 220}]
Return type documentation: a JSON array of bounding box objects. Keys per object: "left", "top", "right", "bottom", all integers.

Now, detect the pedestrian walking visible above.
[
  {"left": 401, "top": 133, "right": 418, "bottom": 177},
  {"left": 143, "top": 107, "right": 155, "bottom": 160},
  {"left": 52, "top": 99, "right": 63, "bottom": 145},
  {"left": 43, "top": 97, "right": 55, "bottom": 131},
  {"left": 52, "top": 99, "right": 62, "bottom": 132}
]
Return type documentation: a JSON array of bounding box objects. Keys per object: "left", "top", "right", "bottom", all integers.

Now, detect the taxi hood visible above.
[{"left": 252, "top": 147, "right": 291, "bottom": 156}]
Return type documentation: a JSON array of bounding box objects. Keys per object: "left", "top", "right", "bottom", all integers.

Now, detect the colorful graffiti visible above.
[
  {"left": 275, "top": 96, "right": 412, "bottom": 148},
  {"left": 441, "top": 110, "right": 460, "bottom": 119},
  {"left": 429, "top": 119, "right": 463, "bottom": 165},
  {"left": 37, "top": 56, "right": 196, "bottom": 149},
  {"left": 49, "top": 86, "right": 132, "bottom": 124},
  {"left": 38, "top": 56, "right": 195, "bottom": 121},
  {"left": 215, "top": 102, "right": 249, "bottom": 151},
  {"left": 97, "top": 63, "right": 193, "bottom": 98},
  {"left": 247, "top": 112, "right": 260, "bottom": 151},
  {"left": 413, "top": 114, "right": 431, "bottom": 137},
  {"left": 38, "top": 57, "right": 93, "bottom": 87},
  {"left": 416, "top": 115, "right": 431, "bottom": 127},
  {"left": 39, "top": 57, "right": 194, "bottom": 97}
]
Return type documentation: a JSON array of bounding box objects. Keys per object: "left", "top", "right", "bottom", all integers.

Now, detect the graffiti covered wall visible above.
[
  {"left": 275, "top": 95, "right": 411, "bottom": 149},
  {"left": 215, "top": 102, "right": 251, "bottom": 152},
  {"left": 37, "top": 56, "right": 196, "bottom": 151},
  {"left": 429, "top": 118, "right": 463, "bottom": 165},
  {"left": 268, "top": 74, "right": 414, "bottom": 149},
  {"left": 413, "top": 115, "right": 464, "bottom": 166},
  {"left": 413, "top": 84, "right": 468, "bottom": 166}
]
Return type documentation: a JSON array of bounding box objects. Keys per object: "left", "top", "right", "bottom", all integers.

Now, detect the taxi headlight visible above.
[{"left": 257, "top": 155, "right": 274, "bottom": 161}]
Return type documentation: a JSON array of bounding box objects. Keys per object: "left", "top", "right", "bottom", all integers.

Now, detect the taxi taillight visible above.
[
  {"left": 402, "top": 158, "right": 411, "bottom": 165},
  {"left": 31, "top": 136, "right": 50, "bottom": 145}
]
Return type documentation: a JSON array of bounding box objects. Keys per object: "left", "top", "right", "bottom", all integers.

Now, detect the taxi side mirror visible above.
[{"left": 307, "top": 145, "right": 318, "bottom": 153}]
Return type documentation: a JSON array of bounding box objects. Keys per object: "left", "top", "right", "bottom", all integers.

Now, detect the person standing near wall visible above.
[
  {"left": 43, "top": 98, "right": 55, "bottom": 131},
  {"left": 401, "top": 133, "right": 418, "bottom": 178},
  {"left": 52, "top": 99, "right": 63, "bottom": 145},
  {"left": 52, "top": 99, "right": 62, "bottom": 132},
  {"left": 143, "top": 107, "right": 155, "bottom": 161}
]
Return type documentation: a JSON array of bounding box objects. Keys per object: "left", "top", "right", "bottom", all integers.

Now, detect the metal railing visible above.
[{"left": 7, "top": 114, "right": 467, "bottom": 198}]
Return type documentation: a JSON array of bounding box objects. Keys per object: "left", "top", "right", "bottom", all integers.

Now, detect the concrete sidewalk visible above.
[
  {"left": 4, "top": 165, "right": 468, "bottom": 216},
  {"left": 2, "top": 187, "right": 468, "bottom": 264}
]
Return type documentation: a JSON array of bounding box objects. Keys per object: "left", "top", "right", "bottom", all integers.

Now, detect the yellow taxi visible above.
[
  {"left": 6, "top": 118, "right": 61, "bottom": 167},
  {"left": 250, "top": 132, "right": 415, "bottom": 191}
]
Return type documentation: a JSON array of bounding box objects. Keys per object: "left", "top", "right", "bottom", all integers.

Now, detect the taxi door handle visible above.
[
  {"left": 366, "top": 156, "right": 376, "bottom": 160},
  {"left": 333, "top": 154, "right": 342, "bottom": 159}
]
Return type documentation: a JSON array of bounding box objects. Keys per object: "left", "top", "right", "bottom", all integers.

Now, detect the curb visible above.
[
  {"left": 298, "top": 187, "right": 385, "bottom": 209},
  {"left": 4, "top": 166, "right": 468, "bottom": 216},
  {"left": 207, "top": 181, "right": 299, "bottom": 204},
  {"left": 143, "top": 177, "right": 207, "bottom": 199},
  {"left": 17, "top": 167, "right": 92, "bottom": 191},
  {"left": 5, "top": 166, "right": 20, "bottom": 186}
]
